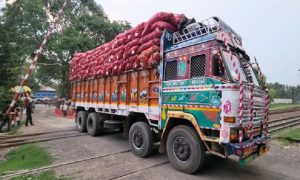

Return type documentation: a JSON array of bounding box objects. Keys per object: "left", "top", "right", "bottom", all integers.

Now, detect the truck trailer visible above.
[{"left": 71, "top": 16, "right": 271, "bottom": 173}]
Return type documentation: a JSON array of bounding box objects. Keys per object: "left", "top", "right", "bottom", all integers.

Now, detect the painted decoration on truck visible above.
[
  {"left": 140, "top": 91, "right": 148, "bottom": 104},
  {"left": 99, "top": 91, "right": 104, "bottom": 101},
  {"left": 203, "top": 111, "right": 218, "bottom": 124},
  {"left": 179, "top": 62, "right": 186, "bottom": 76},
  {"left": 223, "top": 99, "right": 233, "bottom": 115},
  {"left": 121, "top": 89, "right": 126, "bottom": 102},
  {"left": 221, "top": 123, "right": 229, "bottom": 139},
  {"left": 163, "top": 80, "right": 186, "bottom": 88},
  {"left": 210, "top": 93, "right": 220, "bottom": 106},
  {"left": 161, "top": 107, "right": 167, "bottom": 120},
  {"left": 85, "top": 93, "right": 88, "bottom": 101},
  {"left": 93, "top": 92, "right": 97, "bottom": 102},
  {"left": 130, "top": 88, "right": 137, "bottom": 103},
  {"left": 189, "top": 78, "right": 206, "bottom": 86},
  {"left": 81, "top": 92, "right": 84, "bottom": 100},
  {"left": 189, "top": 93, "right": 207, "bottom": 103},
  {"left": 178, "top": 94, "right": 186, "bottom": 102},
  {"left": 171, "top": 95, "right": 177, "bottom": 102},
  {"left": 105, "top": 92, "right": 110, "bottom": 101},
  {"left": 112, "top": 90, "right": 118, "bottom": 102},
  {"left": 152, "top": 86, "right": 159, "bottom": 94}
]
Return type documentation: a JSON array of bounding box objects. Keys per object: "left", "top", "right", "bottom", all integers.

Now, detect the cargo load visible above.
[{"left": 69, "top": 12, "right": 188, "bottom": 81}]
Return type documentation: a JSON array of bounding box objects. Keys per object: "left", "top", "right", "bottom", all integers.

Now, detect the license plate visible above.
[{"left": 239, "top": 154, "right": 257, "bottom": 166}]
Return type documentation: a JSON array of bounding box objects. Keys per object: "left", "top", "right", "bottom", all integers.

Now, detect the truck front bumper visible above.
[{"left": 224, "top": 136, "right": 271, "bottom": 165}]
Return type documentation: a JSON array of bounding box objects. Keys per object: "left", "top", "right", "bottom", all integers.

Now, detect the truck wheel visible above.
[
  {"left": 166, "top": 125, "right": 205, "bottom": 174},
  {"left": 129, "top": 122, "right": 153, "bottom": 158},
  {"left": 76, "top": 111, "right": 87, "bottom": 132},
  {"left": 87, "top": 112, "right": 103, "bottom": 136}
]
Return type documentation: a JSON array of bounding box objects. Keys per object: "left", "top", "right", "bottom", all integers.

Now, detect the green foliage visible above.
[
  {"left": 253, "top": 67, "right": 300, "bottom": 103},
  {"left": 269, "top": 88, "right": 276, "bottom": 103},
  {"left": 1, "top": 0, "right": 131, "bottom": 98},
  {"left": 0, "top": 144, "right": 53, "bottom": 176},
  {"left": 11, "top": 170, "right": 67, "bottom": 180},
  {"left": 8, "top": 121, "right": 26, "bottom": 135},
  {"left": 253, "top": 67, "right": 267, "bottom": 89},
  {"left": 271, "top": 126, "right": 300, "bottom": 146},
  {"left": 269, "top": 103, "right": 300, "bottom": 110}
]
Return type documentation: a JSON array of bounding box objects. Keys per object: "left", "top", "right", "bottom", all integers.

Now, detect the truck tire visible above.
[
  {"left": 129, "top": 122, "right": 153, "bottom": 158},
  {"left": 76, "top": 111, "right": 87, "bottom": 133},
  {"left": 166, "top": 125, "right": 205, "bottom": 174},
  {"left": 87, "top": 112, "right": 103, "bottom": 136}
]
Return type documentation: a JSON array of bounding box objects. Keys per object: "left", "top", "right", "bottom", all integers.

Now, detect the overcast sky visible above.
[{"left": 96, "top": 0, "right": 300, "bottom": 86}]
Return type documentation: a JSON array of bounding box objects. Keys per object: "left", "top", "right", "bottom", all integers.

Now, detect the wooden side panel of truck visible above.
[{"left": 71, "top": 68, "right": 160, "bottom": 119}]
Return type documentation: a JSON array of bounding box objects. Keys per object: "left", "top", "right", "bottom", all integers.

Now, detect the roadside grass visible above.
[
  {"left": 0, "top": 144, "right": 53, "bottom": 176},
  {"left": 269, "top": 103, "right": 300, "bottom": 110},
  {"left": 8, "top": 121, "right": 25, "bottom": 135},
  {"left": 270, "top": 126, "right": 300, "bottom": 146},
  {"left": 10, "top": 170, "right": 67, "bottom": 180}
]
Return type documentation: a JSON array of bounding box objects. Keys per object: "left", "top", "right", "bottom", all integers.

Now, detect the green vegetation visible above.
[
  {"left": 269, "top": 103, "right": 300, "bottom": 110},
  {"left": 10, "top": 170, "right": 66, "bottom": 180},
  {"left": 271, "top": 126, "right": 300, "bottom": 145},
  {"left": 8, "top": 121, "right": 25, "bottom": 135},
  {"left": 0, "top": 0, "right": 131, "bottom": 99},
  {"left": 0, "top": 144, "right": 53, "bottom": 176}
]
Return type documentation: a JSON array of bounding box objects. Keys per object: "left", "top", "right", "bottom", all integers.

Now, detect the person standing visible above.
[
  {"left": 63, "top": 103, "right": 68, "bottom": 117},
  {"left": 25, "top": 99, "right": 34, "bottom": 126}
]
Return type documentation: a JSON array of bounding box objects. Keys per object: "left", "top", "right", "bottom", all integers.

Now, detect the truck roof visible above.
[
  {"left": 165, "top": 17, "right": 242, "bottom": 52},
  {"left": 165, "top": 32, "right": 217, "bottom": 52}
]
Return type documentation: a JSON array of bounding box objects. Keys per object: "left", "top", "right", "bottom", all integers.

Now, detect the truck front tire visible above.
[
  {"left": 87, "top": 112, "right": 103, "bottom": 136},
  {"left": 166, "top": 125, "right": 205, "bottom": 174},
  {"left": 76, "top": 111, "right": 87, "bottom": 133},
  {"left": 129, "top": 122, "right": 153, "bottom": 158}
]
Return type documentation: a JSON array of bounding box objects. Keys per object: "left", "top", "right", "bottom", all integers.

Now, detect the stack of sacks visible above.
[{"left": 69, "top": 12, "right": 188, "bottom": 81}]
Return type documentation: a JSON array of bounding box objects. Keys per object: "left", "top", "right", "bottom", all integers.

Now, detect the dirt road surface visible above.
[{"left": 13, "top": 105, "right": 300, "bottom": 179}]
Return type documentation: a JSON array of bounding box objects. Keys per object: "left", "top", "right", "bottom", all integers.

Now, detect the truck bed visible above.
[{"left": 71, "top": 67, "right": 160, "bottom": 122}]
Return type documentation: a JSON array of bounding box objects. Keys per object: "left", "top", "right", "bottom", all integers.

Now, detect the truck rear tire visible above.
[
  {"left": 129, "top": 122, "right": 153, "bottom": 158},
  {"left": 76, "top": 111, "right": 87, "bottom": 133},
  {"left": 166, "top": 125, "right": 205, "bottom": 174},
  {"left": 87, "top": 112, "right": 103, "bottom": 136}
]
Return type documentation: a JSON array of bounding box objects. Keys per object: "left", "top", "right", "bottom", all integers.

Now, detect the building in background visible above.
[
  {"left": 34, "top": 86, "right": 56, "bottom": 101},
  {"left": 272, "top": 98, "right": 293, "bottom": 104}
]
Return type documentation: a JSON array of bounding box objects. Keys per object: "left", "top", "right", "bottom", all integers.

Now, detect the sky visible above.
[{"left": 96, "top": 0, "right": 300, "bottom": 86}]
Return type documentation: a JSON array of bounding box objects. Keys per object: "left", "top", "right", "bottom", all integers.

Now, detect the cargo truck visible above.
[{"left": 71, "top": 16, "right": 271, "bottom": 173}]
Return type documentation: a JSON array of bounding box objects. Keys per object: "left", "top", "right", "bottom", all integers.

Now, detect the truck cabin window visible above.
[
  {"left": 222, "top": 50, "right": 247, "bottom": 82},
  {"left": 164, "top": 60, "right": 178, "bottom": 81},
  {"left": 190, "top": 54, "right": 206, "bottom": 78},
  {"left": 212, "top": 55, "right": 224, "bottom": 77}
]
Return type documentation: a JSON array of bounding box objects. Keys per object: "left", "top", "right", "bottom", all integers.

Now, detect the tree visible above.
[
  {"left": 1, "top": 0, "right": 131, "bottom": 99},
  {"left": 269, "top": 88, "right": 276, "bottom": 103}
]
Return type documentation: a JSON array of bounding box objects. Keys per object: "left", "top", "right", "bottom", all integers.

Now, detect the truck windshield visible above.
[{"left": 222, "top": 50, "right": 247, "bottom": 82}]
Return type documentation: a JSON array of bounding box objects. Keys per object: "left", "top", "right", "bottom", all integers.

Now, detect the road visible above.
[{"left": 18, "top": 104, "right": 300, "bottom": 180}]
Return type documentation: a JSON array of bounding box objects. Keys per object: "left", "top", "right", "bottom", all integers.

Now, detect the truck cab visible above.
[{"left": 159, "top": 17, "right": 271, "bottom": 169}]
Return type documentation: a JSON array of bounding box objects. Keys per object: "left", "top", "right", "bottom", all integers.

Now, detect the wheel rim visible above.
[
  {"left": 77, "top": 117, "right": 82, "bottom": 128},
  {"left": 173, "top": 136, "right": 191, "bottom": 163},
  {"left": 132, "top": 130, "right": 144, "bottom": 149}
]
